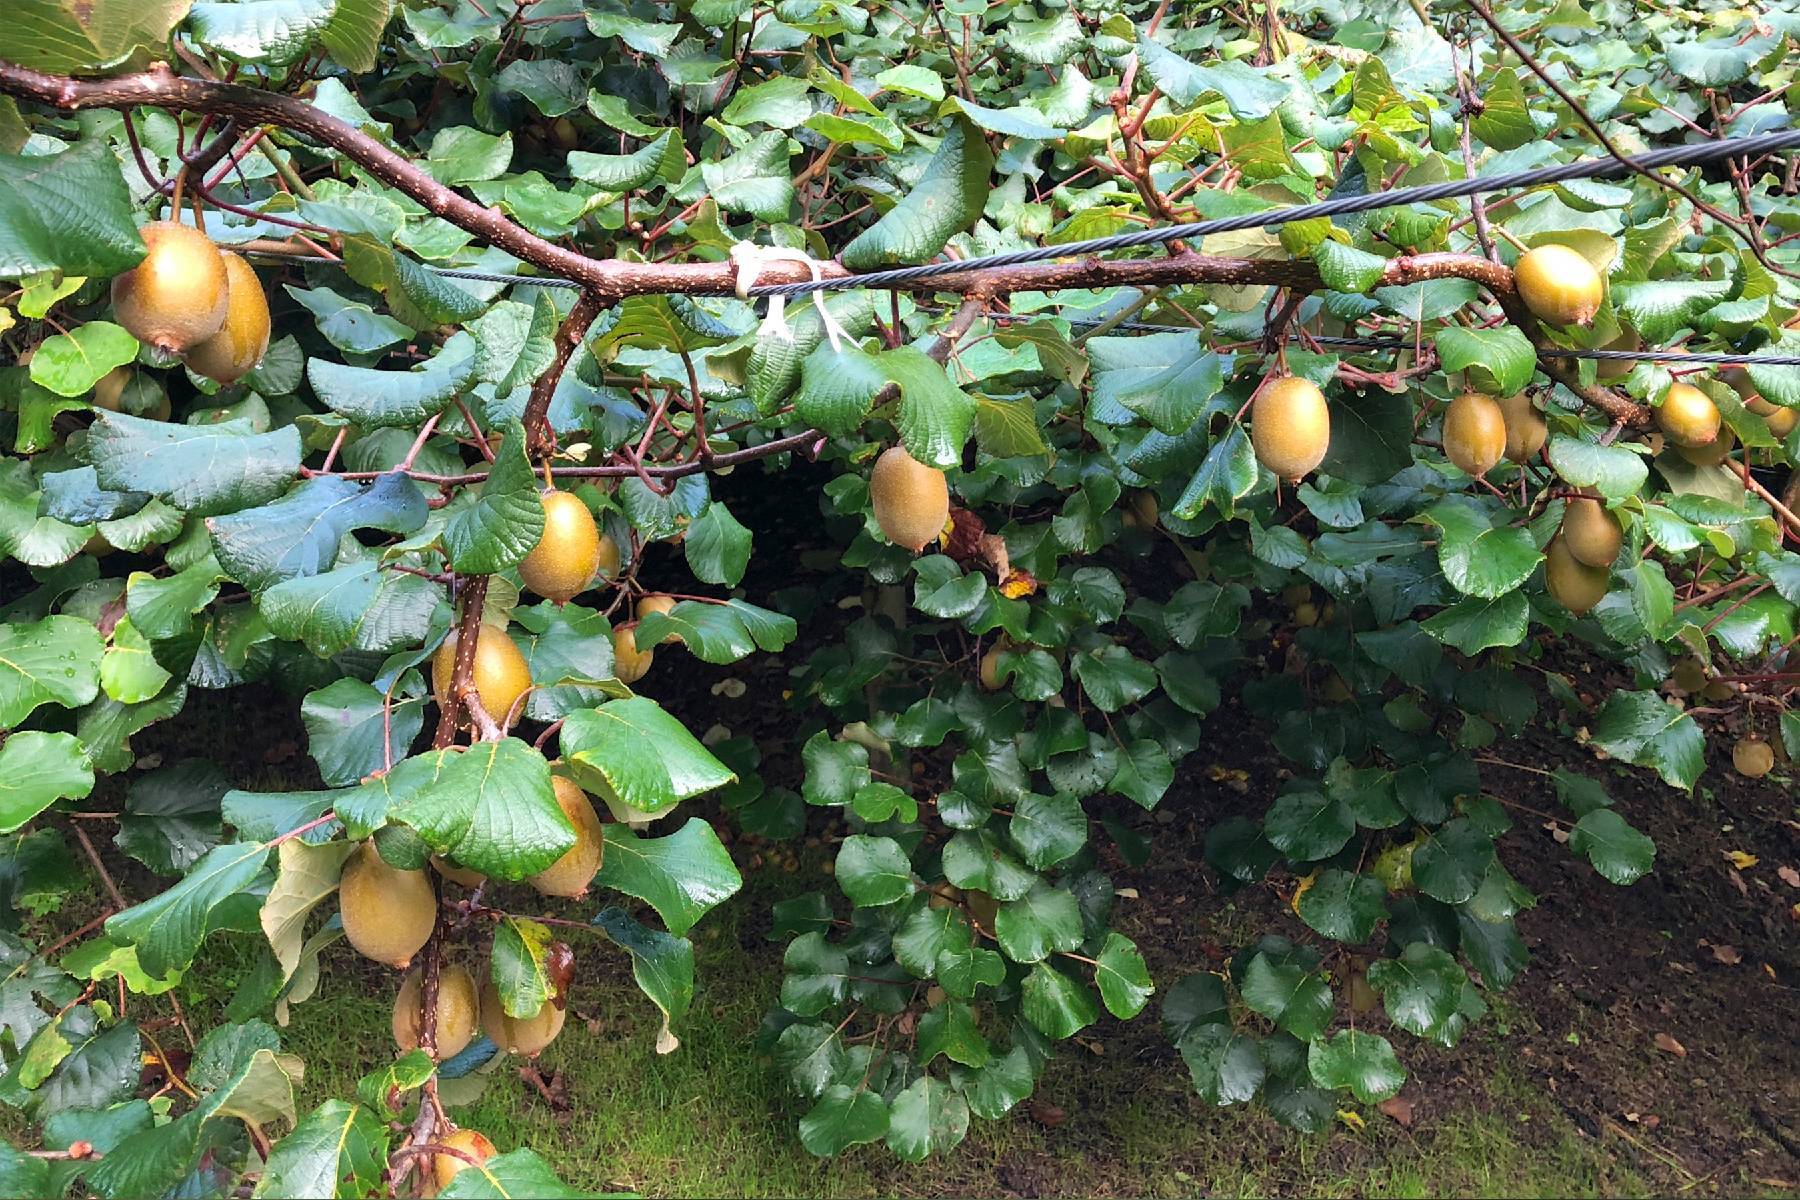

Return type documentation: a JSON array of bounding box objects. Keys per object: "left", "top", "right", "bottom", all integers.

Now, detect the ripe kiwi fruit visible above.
[
  {"left": 431, "top": 1127, "right": 497, "bottom": 1196},
  {"left": 1669, "top": 658, "right": 1708, "bottom": 695},
  {"left": 339, "top": 842, "right": 437, "bottom": 970},
  {"left": 185, "top": 252, "right": 270, "bottom": 384},
  {"left": 392, "top": 963, "right": 479, "bottom": 1059},
  {"left": 1560, "top": 498, "right": 1621, "bottom": 568},
  {"left": 1595, "top": 329, "right": 1639, "bottom": 381},
  {"left": 869, "top": 445, "right": 950, "bottom": 552},
  {"left": 978, "top": 642, "right": 1005, "bottom": 691},
  {"left": 431, "top": 855, "right": 484, "bottom": 888},
  {"left": 1122, "top": 490, "right": 1159, "bottom": 529},
  {"left": 1656, "top": 382, "right": 1721, "bottom": 448},
  {"left": 480, "top": 977, "right": 567, "bottom": 1057},
  {"left": 1514, "top": 243, "right": 1604, "bottom": 326},
  {"left": 1675, "top": 423, "right": 1735, "bottom": 467},
  {"left": 1496, "top": 391, "right": 1548, "bottom": 462},
  {"left": 432, "top": 624, "right": 532, "bottom": 729},
  {"left": 112, "top": 220, "right": 230, "bottom": 353},
  {"left": 635, "top": 594, "right": 680, "bottom": 647},
  {"left": 612, "top": 625, "right": 653, "bottom": 684},
  {"left": 1766, "top": 406, "right": 1797, "bottom": 438},
  {"left": 965, "top": 889, "right": 999, "bottom": 930},
  {"left": 1543, "top": 535, "right": 1609, "bottom": 615},
  {"left": 92, "top": 367, "right": 130, "bottom": 412},
  {"left": 1250, "top": 376, "right": 1331, "bottom": 481},
  {"left": 1443, "top": 392, "right": 1507, "bottom": 478},
  {"left": 529, "top": 776, "right": 604, "bottom": 898},
  {"left": 1732, "top": 736, "right": 1775, "bottom": 779},
  {"left": 518, "top": 490, "right": 601, "bottom": 602}
]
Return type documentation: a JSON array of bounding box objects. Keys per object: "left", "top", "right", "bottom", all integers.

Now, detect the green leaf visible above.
[
  {"left": 836, "top": 835, "right": 914, "bottom": 906},
  {"left": 1424, "top": 498, "right": 1543, "bottom": 599},
  {"left": 389, "top": 740, "right": 574, "bottom": 880},
  {"left": 341, "top": 238, "right": 485, "bottom": 328},
  {"left": 306, "top": 333, "right": 477, "bottom": 429},
  {"left": 1021, "top": 960, "right": 1101, "bottom": 1039},
  {"left": 1068, "top": 644, "right": 1156, "bottom": 712},
  {"left": 1136, "top": 31, "right": 1286, "bottom": 118},
  {"left": 885, "top": 1076, "right": 969, "bottom": 1162},
  {"left": 1007, "top": 791, "right": 1086, "bottom": 869},
  {"left": 559, "top": 696, "right": 735, "bottom": 814},
  {"left": 1263, "top": 790, "right": 1355, "bottom": 861},
  {"left": 1307, "top": 1029, "right": 1405, "bottom": 1103},
  {"left": 1087, "top": 333, "right": 1227, "bottom": 436},
  {"left": 777, "top": 930, "right": 849, "bottom": 1017},
  {"left": 1433, "top": 327, "right": 1537, "bottom": 396},
  {"left": 1569, "top": 808, "right": 1655, "bottom": 885},
  {"left": 252, "top": 1099, "right": 388, "bottom": 1199},
  {"left": 685, "top": 502, "right": 752, "bottom": 587},
  {"left": 99, "top": 617, "right": 170, "bottom": 704},
  {"left": 700, "top": 131, "right": 794, "bottom": 222},
  {"left": 1589, "top": 691, "right": 1706, "bottom": 790},
  {"left": 209, "top": 473, "right": 426, "bottom": 594},
  {"left": 259, "top": 838, "right": 354, "bottom": 983},
  {"left": 721, "top": 75, "right": 813, "bottom": 128},
  {"left": 1412, "top": 818, "right": 1495, "bottom": 905},
  {"left": 89, "top": 413, "right": 301, "bottom": 518},
  {"left": 793, "top": 344, "right": 889, "bottom": 435},
  {"left": 442, "top": 423, "right": 545, "bottom": 574},
  {"left": 319, "top": 0, "right": 392, "bottom": 71},
  {"left": 105, "top": 842, "right": 270, "bottom": 977},
  {"left": 300, "top": 677, "right": 425, "bottom": 788},
  {"left": 28, "top": 322, "right": 138, "bottom": 398},
  {"left": 882, "top": 345, "right": 975, "bottom": 469},
  {"left": 593, "top": 907, "right": 695, "bottom": 1054},
  {"left": 567, "top": 129, "right": 684, "bottom": 191},
  {"left": 2, "top": 1, "right": 192, "bottom": 73},
  {"left": 1471, "top": 70, "right": 1536, "bottom": 150},
  {"left": 800, "top": 731, "right": 870, "bottom": 806},
  {"left": 916, "top": 998, "right": 989, "bottom": 1067},
  {"left": 1422, "top": 591, "right": 1529, "bottom": 654},
  {"left": 491, "top": 915, "right": 556, "bottom": 1019},
  {"left": 841, "top": 121, "right": 993, "bottom": 269},
  {"left": 1545, "top": 436, "right": 1647, "bottom": 500},
  {"left": 1294, "top": 868, "right": 1388, "bottom": 942},
  {"left": 258, "top": 561, "right": 438, "bottom": 658},
  {"left": 594, "top": 818, "right": 742, "bottom": 936},
  {"left": 0, "top": 615, "right": 103, "bottom": 728},
  {"left": 632, "top": 599, "right": 797, "bottom": 664},
  {"left": 1610, "top": 278, "right": 1731, "bottom": 343},
  {"left": 436, "top": 1149, "right": 586, "bottom": 1199},
  {"left": 1178, "top": 1024, "right": 1266, "bottom": 1105},
  {"left": 1094, "top": 931, "right": 1154, "bottom": 1019},
  {"left": 0, "top": 732, "right": 93, "bottom": 835},
  {"left": 1173, "top": 423, "right": 1258, "bottom": 519},
  {"left": 798, "top": 1086, "right": 888, "bottom": 1158},
  {"left": 1367, "top": 944, "right": 1468, "bottom": 1044},
  {"left": 1314, "top": 239, "right": 1390, "bottom": 293},
  {"left": 1242, "top": 950, "right": 1332, "bottom": 1041},
  {"left": 995, "top": 881, "right": 1082, "bottom": 964},
  {"left": 190, "top": 0, "right": 335, "bottom": 63}
]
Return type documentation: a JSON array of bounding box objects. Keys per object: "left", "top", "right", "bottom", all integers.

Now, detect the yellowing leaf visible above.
[
  {"left": 1725, "top": 850, "right": 1758, "bottom": 870},
  {"left": 1337, "top": 1109, "right": 1367, "bottom": 1131}
]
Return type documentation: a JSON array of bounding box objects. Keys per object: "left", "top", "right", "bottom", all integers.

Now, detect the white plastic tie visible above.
[{"left": 729, "top": 240, "right": 851, "bottom": 353}]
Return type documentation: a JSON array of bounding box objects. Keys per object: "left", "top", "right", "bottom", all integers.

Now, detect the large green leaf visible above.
[
  {"left": 1136, "top": 30, "right": 1286, "bottom": 118},
  {"left": 436, "top": 1149, "right": 587, "bottom": 1199},
  {"left": 1589, "top": 691, "right": 1705, "bottom": 790},
  {"left": 105, "top": 842, "right": 270, "bottom": 977},
  {"left": 3, "top": 0, "right": 193, "bottom": 73},
  {"left": 592, "top": 907, "right": 695, "bottom": 1054},
  {"left": 305, "top": 333, "right": 478, "bottom": 429},
  {"left": 1307, "top": 1029, "right": 1404, "bottom": 1103},
  {"left": 208, "top": 473, "right": 427, "bottom": 593},
  {"left": 594, "top": 817, "right": 742, "bottom": 936},
  {"left": 1424, "top": 498, "right": 1543, "bottom": 599},
  {"left": 841, "top": 121, "right": 993, "bottom": 269},
  {"left": 441, "top": 422, "right": 545, "bottom": 574},
  {"left": 0, "top": 732, "right": 92, "bottom": 835},
  {"left": 88, "top": 414, "right": 302, "bottom": 518},
  {"left": 251, "top": 1099, "right": 388, "bottom": 1199},
  {"left": 1569, "top": 808, "right": 1655, "bottom": 884},
  {"left": 0, "top": 615, "right": 103, "bottom": 728},
  {"left": 388, "top": 740, "right": 574, "bottom": 880},
  {"left": 559, "top": 696, "right": 735, "bottom": 814}
]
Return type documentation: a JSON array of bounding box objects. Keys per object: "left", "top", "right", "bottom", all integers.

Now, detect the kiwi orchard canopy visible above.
[{"left": 0, "top": 0, "right": 1795, "bottom": 1191}]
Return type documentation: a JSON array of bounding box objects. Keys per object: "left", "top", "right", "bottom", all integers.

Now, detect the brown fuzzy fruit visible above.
[
  {"left": 1766, "top": 406, "right": 1797, "bottom": 438},
  {"left": 518, "top": 490, "right": 601, "bottom": 602},
  {"left": 339, "top": 842, "right": 437, "bottom": 970},
  {"left": 1497, "top": 391, "right": 1547, "bottom": 463},
  {"left": 1443, "top": 392, "right": 1507, "bottom": 478},
  {"left": 1720, "top": 367, "right": 1773, "bottom": 414},
  {"left": 92, "top": 366, "right": 130, "bottom": 412},
  {"left": 112, "top": 220, "right": 230, "bottom": 353},
  {"left": 596, "top": 533, "right": 621, "bottom": 580},
  {"left": 1543, "top": 535, "right": 1609, "bottom": 616},
  {"left": 966, "top": 890, "right": 999, "bottom": 930},
  {"left": 612, "top": 625, "right": 653, "bottom": 683},
  {"left": 1732, "top": 737, "right": 1775, "bottom": 779},
  {"left": 529, "top": 777, "right": 604, "bottom": 898},
  {"left": 1250, "top": 376, "right": 1331, "bottom": 482},
  {"left": 432, "top": 625, "right": 532, "bottom": 730},
  {"left": 392, "top": 964, "right": 479, "bottom": 1059},
  {"left": 431, "top": 855, "right": 484, "bottom": 888},
  {"left": 480, "top": 978, "right": 567, "bottom": 1057},
  {"left": 978, "top": 643, "right": 1005, "bottom": 691},
  {"left": 869, "top": 446, "right": 949, "bottom": 552},
  {"left": 1675, "top": 423, "right": 1735, "bottom": 468},
  {"left": 432, "top": 1127, "right": 497, "bottom": 1196},
  {"left": 185, "top": 252, "right": 270, "bottom": 384},
  {"left": 1669, "top": 658, "right": 1708, "bottom": 695},
  {"left": 1656, "top": 382, "right": 1721, "bottom": 448},
  {"left": 635, "top": 594, "right": 681, "bottom": 647},
  {"left": 1560, "top": 498, "right": 1621, "bottom": 568},
  {"left": 1595, "top": 329, "right": 1639, "bottom": 381},
  {"left": 1514, "top": 244, "right": 1604, "bottom": 326}
]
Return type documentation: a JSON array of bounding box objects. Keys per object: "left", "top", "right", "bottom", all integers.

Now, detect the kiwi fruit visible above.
[
  {"left": 635, "top": 594, "right": 681, "bottom": 647},
  {"left": 392, "top": 963, "right": 479, "bottom": 1059},
  {"left": 612, "top": 625, "right": 653, "bottom": 684},
  {"left": 1250, "top": 376, "right": 1331, "bottom": 481},
  {"left": 92, "top": 367, "right": 130, "bottom": 412},
  {"left": 1543, "top": 535, "right": 1609, "bottom": 615},
  {"left": 1656, "top": 382, "right": 1721, "bottom": 448},
  {"left": 431, "top": 624, "right": 532, "bottom": 729},
  {"left": 1766, "top": 406, "right": 1797, "bottom": 438},
  {"left": 978, "top": 643, "right": 1005, "bottom": 691},
  {"left": 518, "top": 490, "right": 601, "bottom": 602},
  {"left": 1595, "top": 329, "right": 1639, "bottom": 381},
  {"left": 965, "top": 889, "right": 999, "bottom": 930},
  {"left": 1669, "top": 658, "right": 1708, "bottom": 695},
  {"left": 480, "top": 977, "right": 567, "bottom": 1057},
  {"left": 1497, "top": 391, "right": 1548, "bottom": 462},
  {"left": 1443, "top": 392, "right": 1507, "bottom": 478},
  {"left": 529, "top": 777, "right": 604, "bottom": 898},
  {"left": 869, "top": 446, "right": 950, "bottom": 552},
  {"left": 1514, "top": 244, "right": 1604, "bottom": 326},
  {"left": 431, "top": 1127, "right": 497, "bottom": 1196},
  {"left": 597, "top": 777, "right": 677, "bottom": 828},
  {"left": 340, "top": 842, "right": 437, "bottom": 970},
  {"left": 185, "top": 252, "right": 270, "bottom": 384},
  {"left": 1732, "top": 736, "right": 1775, "bottom": 779},
  {"left": 1122, "top": 490, "right": 1159, "bottom": 529},
  {"left": 596, "top": 533, "right": 622, "bottom": 579},
  {"left": 1560, "top": 498, "right": 1622, "bottom": 568},
  {"left": 430, "top": 855, "right": 484, "bottom": 888},
  {"left": 112, "top": 220, "right": 230, "bottom": 353},
  {"left": 1675, "top": 423, "right": 1735, "bottom": 468}
]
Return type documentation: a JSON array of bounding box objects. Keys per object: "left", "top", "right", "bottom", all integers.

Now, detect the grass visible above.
[{"left": 163, "top": 876, "right": 1657, "bottom": 1200}]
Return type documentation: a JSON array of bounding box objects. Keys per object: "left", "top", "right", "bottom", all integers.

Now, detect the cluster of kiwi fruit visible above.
[{"left": 102, "top": 219, "right": 272, "bottom": 412}]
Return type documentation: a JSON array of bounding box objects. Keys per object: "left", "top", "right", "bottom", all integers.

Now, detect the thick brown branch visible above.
[
  {"left": 524, "top": 290, "right": 609, "bottom": 457},
  {"left": 430, "top": 575, "right": 489, "bottom": 749}
]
